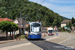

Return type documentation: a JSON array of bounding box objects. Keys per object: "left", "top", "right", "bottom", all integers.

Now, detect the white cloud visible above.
[
  {"left": 60, "top": 13, "right": 75, "bottom": 18},
  {"left": 29, "top": 0, "right": 75, "bottom": 19},
  {"left": 42, "top": 2, "right": 75, "bottom": 18},
  {"left": 48, "top": 0, "right": 75, "bottom": 3}
]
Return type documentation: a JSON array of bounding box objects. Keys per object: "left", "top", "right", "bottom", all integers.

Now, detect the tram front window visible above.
[{"left": 31, "top": 23, "right": 41, "bottom": 32}]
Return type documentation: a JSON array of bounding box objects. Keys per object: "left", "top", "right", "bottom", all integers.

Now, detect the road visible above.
[
  {"left": 0, "top": 32, "right": 75, "bottom": 50},
  {"left": 29, "top": 32, "right": 75, "bottom": 50},
  {"left": 61, "top": 33, "right": 75, "bottom": 47}
]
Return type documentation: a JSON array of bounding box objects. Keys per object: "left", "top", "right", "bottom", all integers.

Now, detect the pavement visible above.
[
  {"left": 0, "top": 33, "right": 57, "bottom": 44},
  {"left": 0, "top": 33, "right": 59, "bottom": 50}
]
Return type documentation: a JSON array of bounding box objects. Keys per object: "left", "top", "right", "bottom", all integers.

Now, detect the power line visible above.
[
  {"left": 32, "top": 0, "right": 45, "bottom": 5},
  {"left": 40, "top": 0, "right": 45, "bottom": 5}
]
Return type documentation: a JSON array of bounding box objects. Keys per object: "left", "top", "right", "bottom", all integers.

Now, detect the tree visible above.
[
  {"left": 0, "top": 0, "right": 67, "bottom": 27},
  {"left": 0, "top": 21, "right": 18, "bottom": 37},
  {"left": 66, "top": 20, "right": 72, "bottom": 29},
  {"left": 52, "top": 19, "right": 57, "bottom": 27},
  {"left": 71, "top": 17, "right": 75, "bottom": 24}
]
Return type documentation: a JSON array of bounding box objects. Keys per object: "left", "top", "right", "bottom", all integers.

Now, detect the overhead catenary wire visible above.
[
  {"left": 29, "top": 0, "right": 45, "bottom": 21},
  {"left": 32, "top": 0, "right": 45, "bottom": 5},
  {"left": 40, "top": 0, "right": 45, "bottom": 5}
]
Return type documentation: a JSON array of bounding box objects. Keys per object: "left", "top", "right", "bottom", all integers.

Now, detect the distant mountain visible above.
[
  {"left": 63, "top": 17, "right": 70, "bottom": 20},
  {"left": 0, "top": 0, "right": 68, "bottom": 27}
]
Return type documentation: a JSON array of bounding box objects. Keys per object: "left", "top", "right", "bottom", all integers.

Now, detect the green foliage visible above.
[
  {"left": 60, "top": 27, "right": 64, "bottom": 32},
  {"left": 71, "top": 17, "right": 75, "bottom": 24},
  {"left": 0, "top": 21, "right": 18, "bottom": 31},
  {"left": 0, "top": 0, "right": 67, "bottom": 27},
  {"left": 66, "top": 17, "right": 75, "bottom": 29},
  {"left": 20, "top": 35, "right": 25, "bottom": 39},
  {"left": 66, "top": 20, "right": 72, "bottom": 29}
]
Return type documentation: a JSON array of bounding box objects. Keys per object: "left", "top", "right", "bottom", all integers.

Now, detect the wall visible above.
[{"left": 61, "top": 23, "right": 66, "bottom": 27}]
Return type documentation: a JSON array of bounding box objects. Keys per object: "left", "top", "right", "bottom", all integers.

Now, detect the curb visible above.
[
  {"left": 0, "top": 40, "right": 16, "bottom": 44},
  {"left": 0, "top": 33, "right": 59, "bottom": 44},
  {"left": 0, "top": 39, "right": 27, "bottom": 44}
]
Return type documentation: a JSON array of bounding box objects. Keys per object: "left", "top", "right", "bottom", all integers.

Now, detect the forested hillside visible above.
[{"left": 0, "top": 0, "right": 67, "bottom": 27}]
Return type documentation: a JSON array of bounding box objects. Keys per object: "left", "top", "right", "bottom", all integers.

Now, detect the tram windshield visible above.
[{"left": 31, "top": 23, "right": 41, "bottom": 32}]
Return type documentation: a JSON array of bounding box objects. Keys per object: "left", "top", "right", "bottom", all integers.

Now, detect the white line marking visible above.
[{"left": 58, "top": 33, "right": 71, "bottom": 44}]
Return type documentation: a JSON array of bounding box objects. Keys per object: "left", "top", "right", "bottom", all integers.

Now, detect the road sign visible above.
[{"left": 56, "top": 33, "right": 58, "bottom": 36}]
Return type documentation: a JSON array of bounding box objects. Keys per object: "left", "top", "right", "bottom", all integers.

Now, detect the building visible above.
[
  {"left": 14, "top": 18, "right": 28, "bottom": 28},
  {"left": 14, "top": 18, "right": 28, "bottom": 34},
  {"left": 0, "top": 18, "right": 13, "bottom": 22},
  {"left": 61, "top": 20, "right": 71, "bottom": 27}
]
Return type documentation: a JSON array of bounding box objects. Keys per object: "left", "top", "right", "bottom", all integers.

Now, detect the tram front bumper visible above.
[{"left": 28, "top": 35, "right": 41, "bottom": 39}]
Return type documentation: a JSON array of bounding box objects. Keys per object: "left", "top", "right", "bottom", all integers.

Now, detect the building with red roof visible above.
[{"left": 0, "top": 18, "right": 13, "bottom": 22}]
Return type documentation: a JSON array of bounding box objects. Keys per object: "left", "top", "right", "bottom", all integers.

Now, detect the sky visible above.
[{"left": 29, "top": 0, "right": 75, "bottom": 19}]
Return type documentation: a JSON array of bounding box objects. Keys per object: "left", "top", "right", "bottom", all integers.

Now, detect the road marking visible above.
[
  {"left": 45, "top": 35, "right": 60, "bottom": 41},
  {"left": 40, "top": 49, "right": 43, "bottom": 50},
  {"left": 58, "top": 33, "right": 71, "bottom": 44}
]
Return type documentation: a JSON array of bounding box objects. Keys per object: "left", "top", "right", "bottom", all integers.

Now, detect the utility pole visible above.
[
  {"left": 38, "top": 9, "right": 40, "bottom": 22},
  {"left": 23, "top": 14, "right": 27, "bottom": 35},
  {"left": 20, "top": 12, "right": 27, "bottom": 35},
  {"left": 20, "top": 12, "right": 22, "bottom": 35}
]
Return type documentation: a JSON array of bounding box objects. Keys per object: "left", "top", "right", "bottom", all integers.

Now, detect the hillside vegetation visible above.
[{"left": 0, "top": 0, "right": 67, "bottom": 27}]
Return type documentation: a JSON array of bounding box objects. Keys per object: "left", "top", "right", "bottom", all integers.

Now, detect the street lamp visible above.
[
  {"left": 22, "top": 14, "right": 27, "bottom": 35},
  {"left": 20, "top": 12, "right": 27, "bottom": 35}
]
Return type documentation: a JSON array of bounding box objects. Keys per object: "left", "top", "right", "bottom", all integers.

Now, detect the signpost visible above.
[
  {"left": 56, "top": 33, "right": 58, "bottom": 36},
  {"left": 54, "top": 25, "right": 58, "bottom": 36}
]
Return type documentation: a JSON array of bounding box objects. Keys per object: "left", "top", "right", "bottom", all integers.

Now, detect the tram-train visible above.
[{"left": 27, "top": 22, "right": 41, "bottom": 39}]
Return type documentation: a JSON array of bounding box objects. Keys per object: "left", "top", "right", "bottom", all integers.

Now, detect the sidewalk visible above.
[
  {"left": 0, "top": 33, "right": 58, "bottom": 44},
  {"left": 0, "top": 33, "right": 59, "bottom": 50},
  {"left": 0, "top": 42, "right": 43, "bottom": 50}
]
